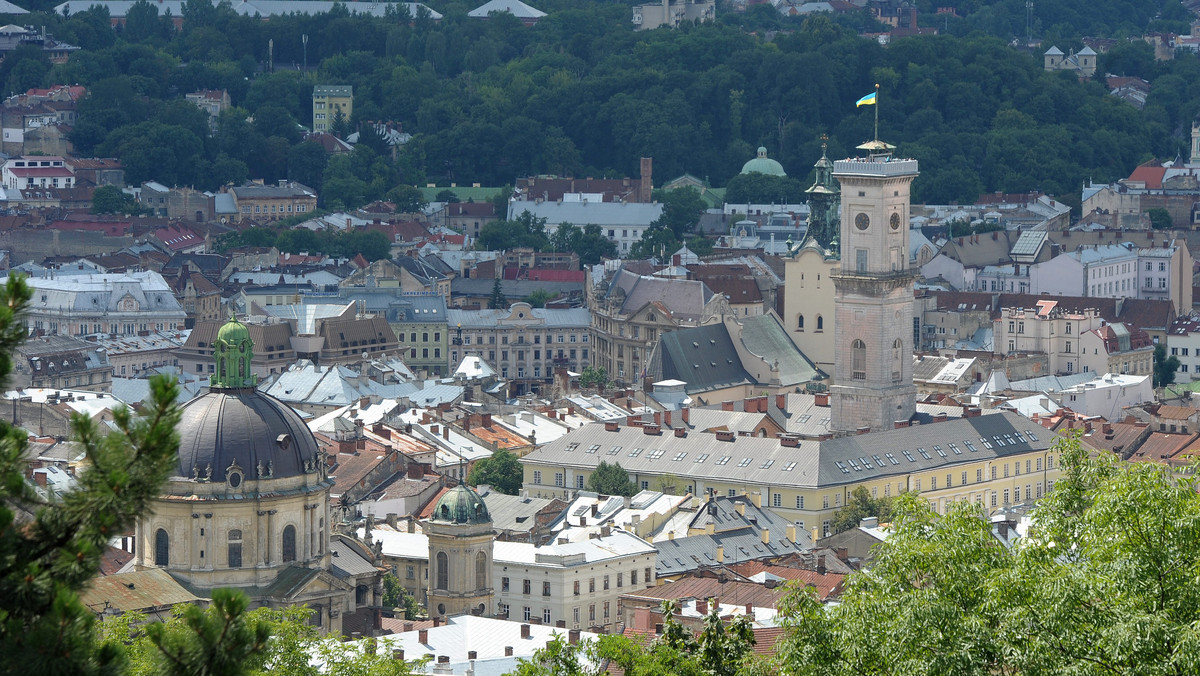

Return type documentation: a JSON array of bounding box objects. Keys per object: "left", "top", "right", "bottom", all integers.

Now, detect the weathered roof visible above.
[
  {"left": 79, "top": 568, "right": 201, "bottom": 613},
  {"left": 468, "top": 0, "right": 544, "bottom": 18},
  {"left": 658, "top": 324, "right": 752, "bottom": 394}
]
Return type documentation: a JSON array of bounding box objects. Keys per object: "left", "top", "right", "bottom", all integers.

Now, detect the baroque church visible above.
[{"left": 134, "top": 317, "right": 383, "bottom": 634}]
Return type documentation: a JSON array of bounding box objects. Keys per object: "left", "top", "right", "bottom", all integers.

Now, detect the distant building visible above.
[
  {"left": 1044, "top": 45, "right": 1097, "bottom": 77},
  {"left": 14, "top": 334, "right": 110, "bottom": 391},
  {"left": 2, "top": 155, "right": 74, "bottom": 191},
  {"left": 185, "top": 89, "right": 230, "bottom": 135},
  {"left": 632, "top": 0, "right": 714, "bottom": 30},
  {"left": 312, "top": 85, "right": 352, "bottom": 133},
  {"left": 467, "top": 0, "right": 545, "bottom": 24},
  {"left": 226, "top": 180, "right": 317, "bottom": 222}
]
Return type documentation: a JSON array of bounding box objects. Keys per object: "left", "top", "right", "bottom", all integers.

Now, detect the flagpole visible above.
[{"left": 873, "top": 83, "right": 880, "bottom": 143}]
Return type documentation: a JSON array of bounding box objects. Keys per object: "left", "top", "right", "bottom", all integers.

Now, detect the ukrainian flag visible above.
[{"left": 856, "top": 91, "right": 877, "bottom": 107}]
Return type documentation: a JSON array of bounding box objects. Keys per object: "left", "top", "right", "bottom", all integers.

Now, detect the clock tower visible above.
[{"left": 829, "top": 141, "right": 918, "bottom": 433}]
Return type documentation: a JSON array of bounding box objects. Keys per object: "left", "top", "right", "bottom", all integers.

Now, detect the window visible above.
[
  {"left": 555, "top": 472, "right": 564, "bottom": 487},
  {"left": 645, "top": 567, "right": 651, "bottom": 585},
  {"left": 589, "top": 578, "right": 595, "bottom": 593},
  {"left": 816, "top": 315, "right": 823, "bottom": 331},
  {"left": 477, "top": 552, "right": 488, "bottom": 591},
  {"left": 797, "top": 315, "right": 804, "bottom": 330},
  {"left": 282, "top": 525, "right": 296, "bottom": 562},
  {"left": 523, "top": 579, "right": 531, "bottom": 595},
  {"left": 852, "top": 339, "right": 866, "bottom": 379},
  {"left": 407, "top": 565, "right": 415, "bottom": 579},
  {"left": 772, "top": 493, "right": 782, "bottom": 507},
  {"left": 436, "top": 552, "right": 449, "bottom": 590},
  {"left": 589, "top": 605, "right": 596, "bottom": 621},
  {"left": 574, "top": 607, "right": 580, "bottom": 624},
  {"left": 154, "top": 528, "right": 169, "bottom": 566},
  {"left": 524, "top": 607, "right": 532, "bottom": 621},
  {"left": 533, "top": 470, "right": 542, "bottom": 484},
  {"left": 604, "top": 601, "right": 610, "bottom": 618},
  {"left": 543, "top": 581, "right": 552, "bottom": 597},
  {"left": 576, "top": 475, "right": 585, "bottom": 489},
  {"left": 603, "top": 575, "right": 610, "bottom": 590},
  {"left": 227, "top": 529, "right": 242, "bottom": 568},
  {"left": 543, "top": 609, "right": 552, "bottom": 624},
  {"left": 617, "top": 573, "right": 623, "bottom": 587},
  {"left": 503, "top": 577, "right": 510, "bottom": 591},
  {"left": 574, "top": 581, "right": 580, "bottom": 596},
  {"left": 796, "top": 495, "right": 805, "bottom": 509}
]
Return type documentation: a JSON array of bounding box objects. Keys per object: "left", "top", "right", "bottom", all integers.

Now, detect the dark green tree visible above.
[
  {"left": 651, "top": 187, "right": 707, "bottom": 239},
  {"left": 385, "top": 185, "right": 428, "bottom": 213},
  {"left": 549, "top": 223, "right": 616, "bottom": 265},
  {"left": 1148, "top": 207, "right": 1172, "bottom": 230},
  {"left": 522, "top": 289, "right": 555, "bottom": 308},
  {"left": 381, "top": 574, "right": 422, "bottom": 620},
  {"left": 830, "top": 485, "right": 894, "bottom": 535},
  {"left": 91, "top": 185, "right": 142, "bottom": 214},
  {"left": 0, "top": 273, "right": 185, "bottom": 676},
  {"left": 628, "top": 225, "right": 680, "bottom": 261},
  {"left": 578, "top": 365, "right": 609, "bottom": 389},
  {"left": 488, "top": 277, "right": 505, "bottom": 310},
  {"left": 1154, "top": 343, "right": 1180, "bottom": 388},
  {"left": 586, "top": 460, "right": 638, "bottom": 497},
  {"left": 467, "top": 449, "right": 523, "bottom": 495}
]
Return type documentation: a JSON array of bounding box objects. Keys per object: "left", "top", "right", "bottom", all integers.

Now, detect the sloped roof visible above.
[
  {"left": 468, "top": 0, "right": 545, "bottom": 17},
  {"left": 737, "top": 313, "right": 820, "bottom": 387},
  {"left": 658, "top": 324, "right": 751, "bottom": 394},
  {"left": 79, "top": 568, "right": 201, "bottom": 613}
]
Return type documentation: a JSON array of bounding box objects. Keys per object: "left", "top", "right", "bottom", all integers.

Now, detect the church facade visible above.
[{"left": 135, "top": 317, "right": 382, "bottom": 634}]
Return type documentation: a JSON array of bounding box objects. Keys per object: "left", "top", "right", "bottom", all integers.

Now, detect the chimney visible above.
[
  {"left": 505, "top": 647, "right": 514, "bottom": 657},
  {"left": 935, "top": 412, "right": 948, "bottom": 423},
  {"left": 894, "top": 420, "right": 910, "bottom": 429},
  {"left": 814, "top": 392, "right": 830, "bottom": 407},
  {"left": 653, "top": 411, "right": 661, "bottom": 426},
  {"left": 482, "top": 413, "right": 492, "bottom": 428},
  {"left": 722, "top": 400, "right": 734, "bottom": 412},
  {"left": 681, "top": 406, "right": 690, "bottom": 424},
  {"left": 431, "top": 424, "right": 439, "bottom": 436},
  {"left": 716, "top": 545, "right": 724, "bottom": 563},
  {"left": 761, "top": 528, "right": 770, "bottom": 545},
  {"left": 639, "top": 157, "right": 652, "bottom": 202},
  {"left": 438, "top": 656, "right": 450, "bottom": 665},
  {"left": 643, "top": 423, "right": 662, "bottom": 435},
  {"left": 856, "top": 426, "right": 871, "bottom": 435},
  {"left": 393, "top": 649, "right": 405, "bottom": 661},
  {"left": 837, "top": 547, "right": 849, "bottom": 561},
  {"left": 520, "top": 624, "right": 531, "bottom": 639},
  {"left": 433, "top": 617, "right": 442, "bottom": 627},
  {"left": 605, "top": 421, "right": 619, "bottom": 432},
  {"left": 775, "top": 393, "right": 787, "bottom": 410},
  {"left": 745, "top": 602, "right": 753, "bottom": 616},
  {"left": 419, "top": 629, "right": 428, "bottom": 644},
  {"left": 468, "top": 650, "right": 478, "bottom": 660},
  {"left": 816, "top": 555, "right": 826, "bottom": 575},
  {"left": 786, "top": 524, "right": 796, "bottom": 542},
  {"left": 779, "top": 434, "right": 799, "bottom": 447},
  {"left": 627, "top": 414, "right": 640, "bottom": 426},
  {"left": 663, "top": 410, "right": 672, "bottom": 427},
  {"left": 750, "top": 491, "right": 762, "bottom": 508},
  {"left": 735, "top": 501, "right": 745, "bottom": 516},
  {"left": 443, "top": 425, "right": 449, "bottom": 440},
  {"left": 674, "top": 428, "right": 687, "bottom": 437},
  {"left": 568, "top": 629, "right": 581, "bottom": 644},
  {"left": 403, "top": 622, "right": 414, "bottom": 632},
  {"left": 697, "top": 598, "right": 708, "bottom": 615},
  {"left": 716, "top": 430, "right": 735, "bottom": 442}
]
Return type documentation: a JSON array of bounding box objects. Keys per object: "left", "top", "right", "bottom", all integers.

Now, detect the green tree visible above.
[
  {"left": 0, "top": 274, "right": 186, "bottom": 675},
  {"left": 467, "top": 449, "right": 524, "bottom": 495},
  {"left": 488, "top": 277, "right": 505, "bottom": 310},
  {"left": 477, "top": 211, "right": 550, "bottom": 252},
  {"left": 91, "top": 185, "right": 142, "bottom": 214},
  {"left": 385, "top": 185, "right": 429, "bottom": 213},
  {"left": 651, "top": 187, "right": 707, "bottom": 239},
  {"left": 829, "top": 485, "right": 894, "bottom": 535},
  {"left": 628, "top": 225, "right": 680, "bottom": 261},
  {"left": 549, "top": 223, "right": 616, "bottom": 265},
  {"left": 1154, "top": 343, "right": 1180, "bottom": 387},
  {"left": 586, "top": 460, "right": 637, "bottom": 497},
  {"left": 142, "top": 590, "right": 271, "bottom": 676},
  {"left": 381, "top": 574, "right": 421, "bottom": 620},
  {"left": 1148, "top": 207, "right": 1173, "bottom": 230},
  {"left": 522, "top": 288, "right": 555, "bottom": 308},
  {"left": 578, "top": 365, "right": 609, "bottom": 389},
  {"left": 776, "top": 433, "right": 1200, "bottom": 675}
]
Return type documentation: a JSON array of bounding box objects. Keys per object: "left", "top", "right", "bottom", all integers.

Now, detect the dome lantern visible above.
[{"left": 212, "top": 315, "right": 256, "bottom": 389}]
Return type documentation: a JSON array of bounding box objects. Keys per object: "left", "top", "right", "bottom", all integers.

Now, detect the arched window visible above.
[
  {"left": 816, "top": 315, "right": 824, "bottom": 331},
  {"left": 228, "top": 529, "right": 242, "bottom": 568},
  {"left": 436, "top": 551, "right": 449, "bottom": 590},
  {"left": 476, "top": 551, "right": 487, "bottom": 591},
  {"left": 852, "top": 340, "right": 866, "bottom": 380},
  {"left": 797, "top": 315, "right": 805, "bottom": 330},
  {"left": 282, "top": 525, "right": 296, "bottom": 562},
  {"left": 893, "top": 339, "right": 903, "bottom": 380},
  {"left": 154, "top": 528, "right": 169, "bottom": 566}
]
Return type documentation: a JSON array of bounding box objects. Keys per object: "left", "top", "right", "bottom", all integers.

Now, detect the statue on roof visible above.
[{"left": 804, "top": 136, "right": 840, "bottom": 250}]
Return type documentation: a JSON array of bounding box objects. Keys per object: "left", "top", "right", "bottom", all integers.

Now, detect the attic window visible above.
[
  {"left": 736, "top": 457, "right": 752, "bottom": 468},
  {"left": 586, "top": 444, "right": 600, "bottom": 454},
  {"left": 1025, "top": 430, "right": 1040, "bottom": 442},
  {"left": 872, "top": 455, "right": 886, "bottom": 468},
  {"left": 564, "top": 443, "right": 578, "bottom": 452},
  {"left": 694, "top": 453, "right": 709, "bottom": 463},
  {"left": 934, "top": 445, "right": 947, "bottom": 458},
  {"left": 901, "top": 450, "right": 916, "bottom": 462},
  {"left": 607, "top": 446, "right": 622, "bottom": 455},
  {"left": 716, "top": 456, "right": 731, "bottom": 466},
  {"left": 917, "top": 448, "right": 932, "bottom": 460},
  {"left": 885, "top": 453, "right": 899, "bottom": 465},
  {"left": 948, "top": 443, "right": 962, "bottom": 455},
  {"left": 759, "top": 459, "right": 774, "bottom": 469},
  {"left": 782, "top": 461, "right": 796, "bottom": 471},
  {"left": 672, "top": 452, "right": 687, "bottom": 461},
  {"left": 835, "top": 461, "right": 850, "bottom": 474},
  {"left": 628, "top": 448, "right": 643, "bottom": 457},
  {"left": 646, "top": 449, "right": 665, "bottom": 460},
  {"left": 964, "top": 440, "right": 978, "bottom": 452}
]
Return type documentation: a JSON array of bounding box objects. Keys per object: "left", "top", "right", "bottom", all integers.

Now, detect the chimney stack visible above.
[
  {"left": 520, "top": 624, "right": 531, "bottom": 639},
  {"left": 419, "top": 629, "right": 428, "bottom": 644}
]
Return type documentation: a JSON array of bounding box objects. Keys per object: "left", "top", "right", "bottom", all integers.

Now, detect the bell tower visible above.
[{"left": 830, "top": 140, "right": 918, "bottom": 433}]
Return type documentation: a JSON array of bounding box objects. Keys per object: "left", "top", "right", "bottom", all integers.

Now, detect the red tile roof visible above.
[{"left": 1129, "top": 164, "right": 1166, "bottom": 189}]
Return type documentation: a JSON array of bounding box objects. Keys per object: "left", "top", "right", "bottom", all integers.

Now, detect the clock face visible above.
[
  {"left": 890, "top": 212, "right": 901, "bottom": 230},
  {"left": 854, "top": 212, "right": 870, "bottom": 231}
]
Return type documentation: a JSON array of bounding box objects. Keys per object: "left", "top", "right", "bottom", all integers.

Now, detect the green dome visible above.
[
  {"left": 431, "top": 484, "right": 491, "bottom": 525},
  {"left": 217, "top": 316, "right": 251, "bottom": 345},
  {"left": 741, "top": 147, "right": 787, "bottom": 177}
]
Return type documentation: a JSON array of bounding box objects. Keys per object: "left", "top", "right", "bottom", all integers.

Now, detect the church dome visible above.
[
  {"left": 430, "top": 484, "right": 491, "bottom": 525},
  {"left": 173, "top": 315, "right": 319, "bottom": 484},
  {"left": 175, "top": 389, "right": 320, "bottom": 484},
  {"left": 741, "top": 147, "right": 787, "bottom": 177}
]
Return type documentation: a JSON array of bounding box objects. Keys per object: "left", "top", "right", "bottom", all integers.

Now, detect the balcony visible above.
[
  {"left": 552, "top": 357, "right": 571, "bottom": 367},
  {"left": 452, "top": 337, "right": 463, "bottom": 345}
]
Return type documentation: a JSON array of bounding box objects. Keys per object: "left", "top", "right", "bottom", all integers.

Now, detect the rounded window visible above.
[
  {"left": 854, "top": 213, "right": 870, "bottom": 231},
  {"left": 228, "top": 470, "right": 242, "bottom": 489},
  {"left": 890, "top": 212, "right": 901, "bottom": 230}
]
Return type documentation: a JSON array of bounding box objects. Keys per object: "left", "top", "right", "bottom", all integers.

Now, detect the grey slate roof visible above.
[
  {"left": 654, "top": 498, "right": 812, "bottom": 576},
  {"left": 658, "top": 324, "right": 751, "bottom": 394},
  {"left": 445, "top": 306, "right": 590, "bottom": 329},
  {"left": 609, "top": 270, "right": 713, "bottom": 320},
  {"left": 477, "top": 488, "right": 560, "bottom": 535},
  {"left": 522, "top": 411, "right": 1050, "bottom": 491},
  {"left": 451, "top": 278, "right": 583, "bottom": 299},
  {"left": 737, "top": 313, "right": 821, "bottom": 386}
]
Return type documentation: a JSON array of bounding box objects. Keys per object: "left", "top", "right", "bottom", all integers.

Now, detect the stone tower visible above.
[
  {"left": 804, "top": 138, "right": 840, "bottom": 249},
  {"left": 1191, "top": 117, "right": 1200, "bottom": 165},
  {"left": 424, "top": 484, "right": 495, "bottom": 619},
  {"left": 829, "top": 140, "right": 918, "bottom": 433}
]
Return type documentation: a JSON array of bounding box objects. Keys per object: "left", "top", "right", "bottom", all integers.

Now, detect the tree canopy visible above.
[
  {"left": 467, "top": 449, "right": 524, "bottom": 495},
  {"left": 776, "top": 433, "right": 1200, "bottom": 675},
  {"left": 586, "top": 461, "right": 637, "bottom": 497}
]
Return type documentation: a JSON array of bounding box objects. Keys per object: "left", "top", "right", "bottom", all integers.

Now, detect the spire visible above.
[
  {"left": 211, "top": 315, "right": 257, "bottom": 389},
  {"left": 804, "top": 135, "right": 841, "bottom": 249}
]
